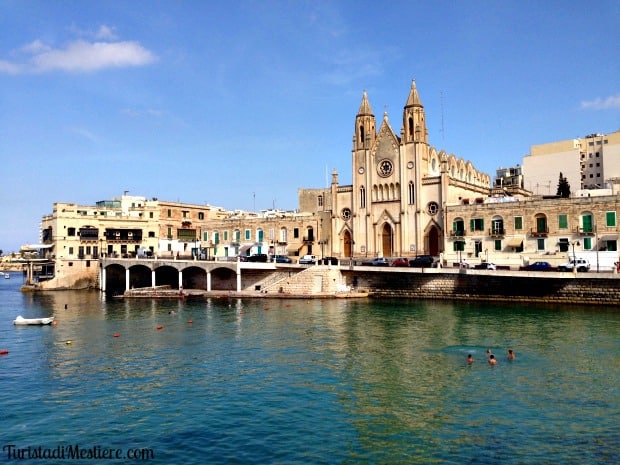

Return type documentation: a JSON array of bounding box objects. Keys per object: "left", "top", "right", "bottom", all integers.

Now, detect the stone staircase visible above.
[{"left": 263, "top": 265, "right": 345, "bottom": 295}]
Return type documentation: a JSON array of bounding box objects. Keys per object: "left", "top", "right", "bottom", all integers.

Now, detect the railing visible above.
[
  {"left": 530, "top": 227, "right": 549, "bottom": 237},
  {"left": 449, "top": 230, "right": 466, "bottom": 238},
  {"left": 489, "top": 228, "right": 505, "bottom": 237},
  {"left": 575, "top": 227, "right": 595, "bottom": 236}
]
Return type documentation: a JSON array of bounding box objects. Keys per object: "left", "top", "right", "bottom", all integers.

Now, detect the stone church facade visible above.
[{"left": 299, "top": 81, "right": 491, "bottom": 259}]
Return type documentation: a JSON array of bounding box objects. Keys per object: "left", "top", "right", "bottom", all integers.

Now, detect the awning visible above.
[
  {"left": 239, "top": 244, "right": 252, "bottom": 253},
  {"left": 286, "top": 244, "right": 303, "bottom": 253},
  {"left": 507, "top": 238, "right": 523, "bottom": 248},
  {"left": 598, "top": 235, "right": 617, "bottom": 241}
]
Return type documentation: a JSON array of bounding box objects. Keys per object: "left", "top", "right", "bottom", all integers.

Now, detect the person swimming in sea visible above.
[
  {"left": 488, "top": 354, "right": 497, "bottom": 365},
  {"left": 467, "top": 354, "right": 474, "bottom": 364},
  {"left": 507, "top": 349, "right": 515, "bottom": 360}
]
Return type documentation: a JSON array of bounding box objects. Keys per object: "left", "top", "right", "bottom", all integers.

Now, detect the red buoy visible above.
[
  {"left": 0, "top": 349, "right": 8, "bottom": 355},
  {"left": 113, "top": 333, "right": 120, "bottom": 338},
  {"left": 187, "top": 320, "right": 193, "bottom": 324},
  {"left": 157, "top": 325, "right": 163, "bottom": 330}
]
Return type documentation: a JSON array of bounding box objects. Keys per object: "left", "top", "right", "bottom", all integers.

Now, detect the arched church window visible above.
[
  {"left": 408, "top": 182, "right": 415, "bottom": 205},
  {"left": 360, "top": 186, "right": 366, "bottom": 208}
]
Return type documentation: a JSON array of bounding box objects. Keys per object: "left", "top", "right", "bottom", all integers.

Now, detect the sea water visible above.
[{"left": 0, "top": 273, "right": 618, "bottom": 464}]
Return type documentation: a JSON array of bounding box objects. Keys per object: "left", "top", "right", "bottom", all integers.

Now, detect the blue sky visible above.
[{"left": 1, "top": 1, "right": 618, "bottom": 252}]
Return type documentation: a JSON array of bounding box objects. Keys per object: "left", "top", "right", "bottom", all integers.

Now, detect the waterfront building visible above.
[
  {"left": 444, "top": 193, "right": 620, "bottom": 269},
  {"left": 299, "top": 81, "right": 491, "bottom": 259},
  {"left": 36, "top": 194, "right": 160, "bottom": 288}
]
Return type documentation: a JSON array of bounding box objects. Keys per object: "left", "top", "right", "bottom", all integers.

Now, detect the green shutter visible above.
[
  {"left": 606, "top": 211, "right": 616, "bottom": 227},
  {"left": 583, "top": 237, "right": 592, "bottom": 250},
  {"left": 514, "top": 216, "right": 522, "bottom": 230},
  {"left": 558, "top": 214, "right": 568, "bottom": 229},
  {"left": 470, "top": 219, "right": 475, "bottom": 232}
]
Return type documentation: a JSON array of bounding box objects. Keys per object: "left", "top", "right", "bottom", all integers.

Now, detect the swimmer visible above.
[
  {"left": 486, "top": 348, "right": 492, "bottom": 356},
  {"left": 488, "top": 354, "right": 497, "bottom": 365},
  {"left": 507, "top": 349, "right": 515, "bottom": 360},
  {"left": 168, "top": 310, "right": 177, "bottom": 315},
  {"left": 467, "top": 354, "right": 474, "bottom": 364}
]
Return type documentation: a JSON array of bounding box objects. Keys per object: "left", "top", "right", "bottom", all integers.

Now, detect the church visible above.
[{"left": 299, "top": 81, "right": 491, "bottom": 259}]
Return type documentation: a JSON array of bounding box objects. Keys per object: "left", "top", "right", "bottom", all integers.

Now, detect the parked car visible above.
[
  {"left": 247, "top": 254, "right": 268, "bottom": 262},
  {"left": 299, "top": 254, "right": 317, "bottom": 264},
  {"left": 271, "top": 255, "right": 292, "bottom": 263},
  {"left": 391, "top": 257, "right": 409, "bottom": 267},
  {"left": 557, "top": 258, "right": 590, "bottom": 272},
  {"left": 523, "top": 261, "right": 553, "bottom": 271},
  {"left": 474, "top": 262, "right": 497, "bottom": 270},
  {"left": 362, "top": 257, "right": 389, "bottom": 266},
  {"left": 409, "top": 255, "right": 435, "bottom": 268},
  {"left": 321, "top": 257, "right": 339, "bottom": 265}
]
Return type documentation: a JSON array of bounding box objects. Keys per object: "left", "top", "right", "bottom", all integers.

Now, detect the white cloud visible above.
[
  {"left": 581, "top": 94, "right": 620, "bottom": 110},
  {"left": 95, "top": 25, "right": 118, "bottom": 40},
  {"left": 0, "top": 38, "right": 157, "bottom": 74}
]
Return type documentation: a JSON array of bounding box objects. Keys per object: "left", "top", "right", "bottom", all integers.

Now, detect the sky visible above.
[{"left": 1, "top": 0, "right": 619, "bottom": 253}]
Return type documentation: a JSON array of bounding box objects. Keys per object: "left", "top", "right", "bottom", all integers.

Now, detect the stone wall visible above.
[{"left": 342, "top": 269, "right": 620, "bottom": 306}]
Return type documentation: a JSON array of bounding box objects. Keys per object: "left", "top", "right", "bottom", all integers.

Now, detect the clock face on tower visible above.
[
  {"left": 378, "top": 159, "right": 393, "bottom": 177},
  {"left": 358, "top": 167, "right": 365, "bottom": 174}
]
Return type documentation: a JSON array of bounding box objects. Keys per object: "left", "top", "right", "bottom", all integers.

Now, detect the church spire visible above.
[
  {"left": 403, "top": 80, "right": 427, "bottom": 143},
  {"left": 357, "top": 90, "right": 374, "bottom": 116},
  {"left": 404, "top": 80, "right": 423, "bottom": 108},
  {"left": 354, "top": 90, "right": 376, "bottom": 150}
]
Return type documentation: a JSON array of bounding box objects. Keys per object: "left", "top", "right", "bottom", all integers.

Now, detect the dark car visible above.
[
  {"left": 321, "top": 257, "right": 339, "bottom": 265},
  {"left": 271, "top": 255, "right": 292, "bottom": 263},
  {"left": 524, "top": 261, "right": 553, "bottom": 271},
  {"left": 247, "top": 254, "right": 268, "bottom": 262},
  {"left": 409, "top": 255, "right": 435, "bottom": 268}
]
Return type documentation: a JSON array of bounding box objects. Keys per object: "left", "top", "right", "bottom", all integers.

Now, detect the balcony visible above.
[
  {"left": 449, "top": 230, "right": 466, "bottom": 238},
  {"left": 530, "top": 227, "right": 549, "bottom": 238},
  {"left": 489, "top": 228, "right": 505, "bottom": 238},
  {"left": 575, "top": 227, "right": 595, "bottom": 237},
  {"left": 303, "top": 236, "right": 315, "bottom": 243}
]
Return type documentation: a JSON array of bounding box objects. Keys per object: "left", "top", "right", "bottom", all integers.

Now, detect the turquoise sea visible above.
[{"left": 0, "top": 272, "right": 618, "bottom": 464}]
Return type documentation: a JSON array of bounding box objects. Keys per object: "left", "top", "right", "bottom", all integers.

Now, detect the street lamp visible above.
[{"left": 570, "top": 240, "right": 580, "bottom": 263}]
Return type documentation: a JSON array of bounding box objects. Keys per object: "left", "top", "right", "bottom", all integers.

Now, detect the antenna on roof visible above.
[{"left": 440, "top": 91, "right": 445, "bottom": 146}]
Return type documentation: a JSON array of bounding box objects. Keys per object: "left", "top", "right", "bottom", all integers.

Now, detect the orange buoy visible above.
[
  {"left": 52, "top": 320, "right": 58, "bottom": 326},
  {"left": 0, "top": 349, "right": 8, "bottom": 355},
  {"left": 157, "top": 325, "right": 163, "bottom": 330},
  {"left": 264, "top": 307, "right": 269, "bottom": 311},
  {"left": 187, "top": 320, "right": 193, "bottom": 324},
  {"left": 113, "top": 333, "right": 120, "bottom": 338}
]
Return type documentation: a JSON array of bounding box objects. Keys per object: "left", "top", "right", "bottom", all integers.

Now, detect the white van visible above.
[{"left": 299, "top": 254, "right": 317, "bottom": 264}]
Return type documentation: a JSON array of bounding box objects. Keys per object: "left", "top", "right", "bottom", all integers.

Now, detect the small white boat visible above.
[{"left": 13, "top": 315, "right": 55, "bottom": 325}]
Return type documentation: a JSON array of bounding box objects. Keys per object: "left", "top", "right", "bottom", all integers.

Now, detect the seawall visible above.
[{"left": 342, "top": 269, "right": 620, "bottom": 306}]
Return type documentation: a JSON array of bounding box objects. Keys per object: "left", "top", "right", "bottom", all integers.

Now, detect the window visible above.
[
  {"left": 494, "top": 239, "right": 502, "bottom": 251},
  {"left": 167, "top": 227, "right": 172, "bottom": 238},
  {"left": 198, "top": 212, "right": 204, "bottom": 220},
  {"left": 605, "top": 240, "right": 617, "bottom": 252},
  {"left": 452, "top": 219, "right": 465, "bottom": 236},
  {"left": 69, "top": 247, "right": 74, "bottom": 255},
  {"left": 558, "top": 214, "right": 568, "bottom": 229},
  {"left": 148, "top": 231, "right": 155, "bottom": 238},
  {"left": 203, "top": 231, "right": 209, "bottom": 241},
  {"left": 536, "top": 238, "right": 545, "bottom": 251},
  {"left": 294, "top": 228, "right": 299, "bottom": 238},
  {"left": 149, "top": 212, "right": 153, "bottom": 218},
  {"left": 68, "top": 227, "right": 76, "bottom": 236},
  {"left": 514, "top": 216, "right": 523, "bottom": 230},
  {"left": 408, "top": 182, "right": 414, "bottom": 205},
  {"left": 167, "top": 209, "right": 172, "bottom": 218},
  {"left": 558, "top": 238, "right": 569, "bottom": 252},
  {"left": 360, "top": 186, "right": 366, "bottom": 208},
  {"left": 341, "top": 208, "right": 351, "bottom": 220},
  {"left": 453, "top": 241, "right": 465, "bottom": 251},
  {"left": 214, "top": 232, "right": 220, "bottom": 244},
  {"left": 245, "top": 229, "right": 251, "bottom": 240},
  {"left": 427, "top": 202, "right": 439, "bottom": 215},
  {"left": 223, "top": 231, "right": 228, "bottom": 241},
  {"left": 606, "top": 211, "right": 616, "bottom": 227},
  {"left": 257, "top": 229, "right": 264, "bottom": 242},
  {"left": 318, "top": 195, "right": 323, "bottom": 207},
  {"left": 470, "top": 218, "right": 484, "bottom": 232},
  {"left": 583, "top": 237, "right": 592, "bottom": 250},
  {"left": 280, "top": 228, "right": 288, "bottom": 243}
]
